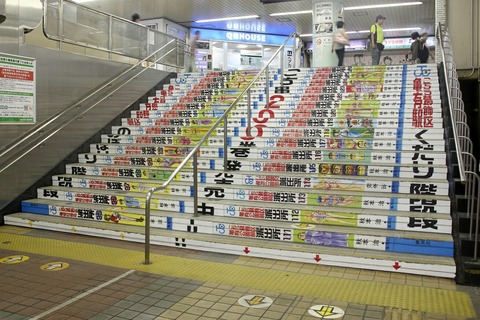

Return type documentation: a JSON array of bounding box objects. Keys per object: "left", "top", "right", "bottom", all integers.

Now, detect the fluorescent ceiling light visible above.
[
  {"left": 344, "top": 2, "right": 422, "bottom": 11},
  {"left": 270, "top": 10, "right": 312, "bottom": 17},
  {"left": 346, "top": 27, "right": 421, "bottom": 34},
  {"left": 195, "top": 15, "right": 259, "bottom": 23},
  {"left": 270, "top": 2, "right": 423, "bottom": 16},
  {"left": 72, "top": 0, "right": 96, "bottom": 3},
  {"left": 299, "top": 34, "right": 313, "bottom": 37},
  {"left": 237, "top": 44, "right": 248, "bottom": 48}
]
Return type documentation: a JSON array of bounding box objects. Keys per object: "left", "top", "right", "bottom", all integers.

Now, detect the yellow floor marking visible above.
[{"left": 0, "top": 232, "right": 475, "bottom": 318}]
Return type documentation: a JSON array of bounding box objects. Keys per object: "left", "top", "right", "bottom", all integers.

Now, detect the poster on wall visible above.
[
  {"left": 0, "top": 53, "right": 36, "bottom": 124},
  {"left": 313, "top": 2, "right": 334, "bottom": 57},
  {"left": 314, "top": 2, "right": 333, "bottom": 36}
]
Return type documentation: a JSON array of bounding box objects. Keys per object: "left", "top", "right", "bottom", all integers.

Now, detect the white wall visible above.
[{"left": 446, "top": 0, "right": 479, "bottom": 69}]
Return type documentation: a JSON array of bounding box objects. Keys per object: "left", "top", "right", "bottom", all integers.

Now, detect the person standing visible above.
[
  {"left": 418, "top": 33, "right": 434, "bottom": 63},
  {"left": 410, "top": 31, "right": 421, "bottom": 63},
  {"left": 332, "top": 21, "right": 349, "bottom": 66},
  {"left": 294, "top": 34, "right": 304, "bottom": 68},
  {"left": 187, "top": 30, "right": 200, "bottom": 72},
  {"left": 370, "top": 15, "right": 386, "bottom": 65}
]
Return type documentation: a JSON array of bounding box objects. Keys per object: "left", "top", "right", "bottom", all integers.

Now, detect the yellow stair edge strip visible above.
[{"left": 0, "top": 232, "right": 475, "bottom": 318}]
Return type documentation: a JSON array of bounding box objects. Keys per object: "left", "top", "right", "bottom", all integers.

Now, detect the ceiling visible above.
[{"left": 77, "top": 0, "right": 436, "bottom": 40}]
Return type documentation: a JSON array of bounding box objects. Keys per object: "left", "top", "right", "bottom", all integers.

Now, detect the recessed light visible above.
[
  {"left": 195, "top": 15, "right": 259, "bottom": 23},
  {"left": 344, "top": 2, "right": 423, "bottom": 11}
]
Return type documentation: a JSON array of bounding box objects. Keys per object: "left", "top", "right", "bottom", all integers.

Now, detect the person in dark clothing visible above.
[
  {"left": 131, "top": 13, "right": 140, "bottom": 22},
  {"left": 410, "top": 32, "right": 421, "bottom": 63},
  {"left": 418, "top": 33, "right": 433, "bottom": 63}
]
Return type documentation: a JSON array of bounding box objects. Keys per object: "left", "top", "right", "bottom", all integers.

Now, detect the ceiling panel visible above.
[{"left": 79, "top": 0, "right": 436, "bottom": 40}]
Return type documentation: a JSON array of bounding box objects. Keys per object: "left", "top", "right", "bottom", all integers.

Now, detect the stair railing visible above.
[
  {"left": 437, "top": 23, "right": 480, "bottom": 259},
  {"left": 1, "top": 0, "right": 187, "bottom": 172},
  {"left": 0, "top": 40, "right": 179, "bottom": 174},
  {"left": 43, "top": 0, "right": 185, "bottom": 65},
  {"left": 438, "top": 23, "right": 467, "bottom": 183},
  {"left": 143, "top": 32, "right": 297, "bottom": 264}
]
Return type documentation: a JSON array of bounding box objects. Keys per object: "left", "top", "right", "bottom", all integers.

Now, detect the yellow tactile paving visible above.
[{"left": 0, "top": 232, "right": 475, "bottom": 318}]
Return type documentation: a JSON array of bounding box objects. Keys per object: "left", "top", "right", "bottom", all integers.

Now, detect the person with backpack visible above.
[
  {"left": 418, "top": 33, "right": 434, "bottom": 63},
  {"left": 370, "top": 15, "right": 386, "bottom": 65}
]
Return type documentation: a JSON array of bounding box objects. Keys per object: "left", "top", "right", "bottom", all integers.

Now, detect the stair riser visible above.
[
  {"left": 52, "top": 174, "right": 450, "bottom": 197},
  {"left": 65, "top": 162, "right": 448, "bottom": 180},
  {"left": 98, "top": 136, "right": 446, "bottom": 152},
  {"left": 22, "top": 199, "right": 454, "bottom": 235},
  {"left": 36, "top": 187, "right": 451, "bottom": 214},
  {"left": 78, "top": 150, "right": 447, "bottom": 166},
  {"left": 112, "top": 119, "right": 444, "bottom": 135}
]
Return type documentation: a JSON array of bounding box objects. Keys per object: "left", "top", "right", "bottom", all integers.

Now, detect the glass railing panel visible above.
[
  {"left": 42, "top": 0, "right": 185, "bottom": 67},
  {"left": 44, "top": 0, "right": 60, "bottom": 39},
  {"left": 111, "top": 18, "right": 148, "bottom": 59},
  {"left": 62, "top": 2, "right": 109, "bottom": 49}
]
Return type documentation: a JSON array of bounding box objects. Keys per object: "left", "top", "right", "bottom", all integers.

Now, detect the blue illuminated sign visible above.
[{"left": 191, "top": 28, "right": 293, "bottom": 46}]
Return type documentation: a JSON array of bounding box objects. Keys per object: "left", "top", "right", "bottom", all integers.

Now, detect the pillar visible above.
[{"left": 311, "top": 0, "right": 344, "bottom": 67}]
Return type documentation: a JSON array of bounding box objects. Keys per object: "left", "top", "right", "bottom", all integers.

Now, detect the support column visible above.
[
  {"left": 435, "top": 0, "right": 446, "bottom": 64},
  {"left": 311, "top": 0, "right": 344, "bottom": 67}
]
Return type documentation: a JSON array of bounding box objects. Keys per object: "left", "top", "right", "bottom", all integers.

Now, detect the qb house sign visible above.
[
  {"left": 0, "top": 53, "right": 36, "bottom": 124},
  {"left": 191, "top": 28, "right": 294, "bottom": 46}
]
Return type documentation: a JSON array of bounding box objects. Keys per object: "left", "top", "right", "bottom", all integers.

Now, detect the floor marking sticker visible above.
[
  {"left": 40, "top": 262, "right": 69, "bottom": 271},
  {"left": 0, "top": 255, "right": 29, "bottom": 264},
  {"left": 308, "top": 305, "right": 345, "bottom": 318},
  {"left": 238, "top": 295, "right": 273, "bottom": 308}
]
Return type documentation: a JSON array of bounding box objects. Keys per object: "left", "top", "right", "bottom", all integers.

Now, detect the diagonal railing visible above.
[
  {"left": 1, "top": 0, "right": 186, "bottom": 174},
  {"left": 143, "top": 32, "right": 297, "bottom": 264},
  {"left": 437, "top": 23, "right": 480, "bottom": 259},
  {"left": 0, "top": 40, "right": 179, "bottom": 174}
]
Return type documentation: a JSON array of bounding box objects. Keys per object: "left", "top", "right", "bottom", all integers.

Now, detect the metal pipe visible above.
[
  {"left": 247, "top": 89, "right": 252, "bottom": 131},
  {"left": 193, "top": 152, "right": 199, "bottom": 217},
  {"left": 144, "top": 191, "right": 152, "bottom": 264},
  {"left": 280, "top": 47, "right": 285, "bottom": 87},
  {"left": 108, "top": 16, "right": 113, "bottom": 60},
  {"left": 265, "top": 65, "right": 270, "bottom": 103},
  {"left": 58, "top": 0, "right": 64, "bottom": 49},
  {"left": 437, "top": 22, "right": 466, "bottom": 183},
  {"left": 223, "top": 115, "right": 228, "bottom": 171},
  {"left": 470, "top": 171, "right": 480, "bottom": 260}
]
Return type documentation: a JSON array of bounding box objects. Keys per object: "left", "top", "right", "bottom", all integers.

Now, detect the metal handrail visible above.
[
  {"left": 143, "top": 32, "right": 297, "bottom": 264},
  {"left": 43, "top": 0, "right": 185, "bottom": 62},
  {"left": 437, "top": 23, "right": 466, "bottom": 183},
  {"left": 465, "top": 171, "right": 480, "bottom": 260},
  {"left": 0, "top": 39, "right": 178, "bottom": 173}
]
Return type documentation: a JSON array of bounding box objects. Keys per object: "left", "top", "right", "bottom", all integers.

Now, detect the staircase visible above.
[{"left": 4, "top": 64, "right": 456, "bottom": 278}]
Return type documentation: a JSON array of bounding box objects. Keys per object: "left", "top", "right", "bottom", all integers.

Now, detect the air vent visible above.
[
  {"left": 260, "top": 0, "right": 300, "bottom": 3},
  {"left": 276, "top": 17, "right": 292, "bottom": 22},
  {"left": 353, "top": 11, "right": 368, "bottom": 17}
]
